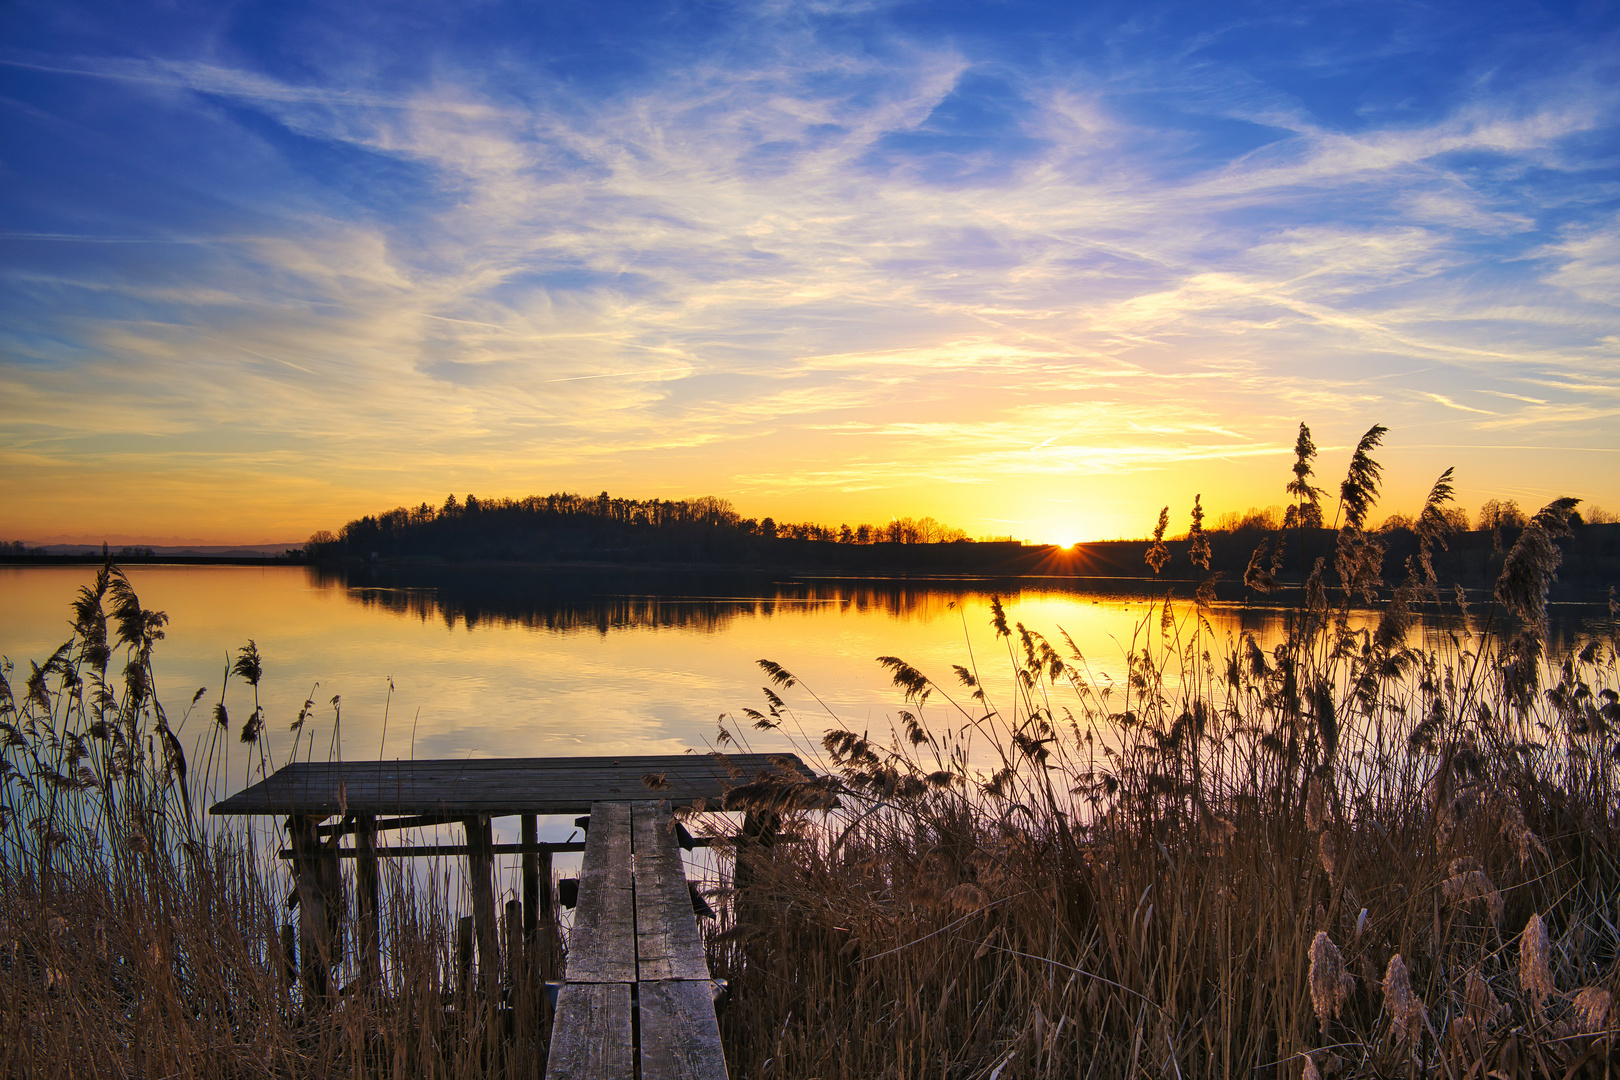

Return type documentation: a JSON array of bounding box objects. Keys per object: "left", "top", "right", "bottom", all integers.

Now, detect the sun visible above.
[{"left": 1050, "top": 523, "right": 1086, "bottom": 548}]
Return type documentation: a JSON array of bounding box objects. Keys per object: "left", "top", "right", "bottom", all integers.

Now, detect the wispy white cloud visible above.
[{"left": 2, "top": 4, "right": 1619, "bottom": 540}]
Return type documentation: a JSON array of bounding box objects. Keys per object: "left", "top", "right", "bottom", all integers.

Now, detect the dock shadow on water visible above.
[{"left": 6, "top": 498, "right": 1620, "bottom": 1075}]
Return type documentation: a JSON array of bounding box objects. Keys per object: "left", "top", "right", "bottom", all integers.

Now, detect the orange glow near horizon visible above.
[{"left": 11, "top": 427, "right": 1601, "bottom": 550}]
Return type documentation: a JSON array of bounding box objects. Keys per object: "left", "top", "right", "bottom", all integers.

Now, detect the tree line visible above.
[{"left": 305, "top": 491, "right": 978, "bottom": 560}]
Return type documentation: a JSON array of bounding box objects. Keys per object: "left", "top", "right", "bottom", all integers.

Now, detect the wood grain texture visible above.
[
  {"left": 632, "top": 803, "right": 710, "bottom": 982},
  {"left": 638, "top": 980, "right": 728, "bottom": 1080},
  {"left": 564, "top": 802, "right": 635, "bottom": 984},
  {"left": 211, "top": 753, "right": 809, "bottom": 817},
  {"left": 354, "top": 816, "right": 380, "bottom": 984},
  {"left": 544, "top": 982, "right": 634, "bottom": 1080},
  {"left": 464, "top": 815, "right": 500, "bottom": 995}
]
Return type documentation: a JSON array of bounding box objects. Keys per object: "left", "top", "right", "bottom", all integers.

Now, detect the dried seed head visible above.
[
  {"left": 1309, "top": 931, "right": 1353, "bottom": 1024},
  {"left": 1520, "top": 912, "right": 1553, "bottom": 1015},
  {"left": 1513, "top": 825, "right": 1548, "bottom": 866},
  {"left": 1306, "top": 776, "right": 1325, "bottom": 833},
  {"left": 1465, "top": 968, "right": 1508, "bottom": 1027},
  {"left": 1382, "top": 954, "right": 1424, "bottom": 1041},
  {"left": 1486, "top": 789, "right": 1550, "bottom": 866},
  {"left": 1441, "top": 869, "right": 1503, "bottom": 925},
  {"left": 1198, "top": 801, "right": 1236, "bottom": 849},
  {"left": 1318, "top": 831, "right": 1338, "bottom": 878},
  {"left": 945, "top": 882, "right": 988, "bottom": 914},
  {"left": 1570, "top": 987, "right": 1611, "bottom": 1034}
]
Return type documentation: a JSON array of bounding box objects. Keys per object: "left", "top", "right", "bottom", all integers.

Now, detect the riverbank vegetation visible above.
[
  {"left": 4, "top": 422, "right": 1618, "bottom": 1077},
  {"left": 711, "top": 425, "right": 1620, "bottom": 1078}
]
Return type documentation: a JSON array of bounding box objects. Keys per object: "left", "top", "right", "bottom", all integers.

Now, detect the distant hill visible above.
[{"left": 298, "top": 490, "right": 1620, "bottom": 602}]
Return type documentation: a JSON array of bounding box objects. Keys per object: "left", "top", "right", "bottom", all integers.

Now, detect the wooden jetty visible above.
[{"left": 211, "top": 752, "right": 811, "bottom": 1080}]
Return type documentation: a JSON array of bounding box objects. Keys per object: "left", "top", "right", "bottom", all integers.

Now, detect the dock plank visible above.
[
  {"left": 632, "top": 803, "right": 710, "bottom": 983},
  {"left": 544, "top": 983, "right": 634, "bottom": 1080},
  {"left": 564, "top": 803, "right": 636, "bottom": 984},
  {"left": 639, "top": 980, "right": 728, "bottom": 1080},
  {"left": 210, "top": 753, "right": 806, "bottom": 817}
]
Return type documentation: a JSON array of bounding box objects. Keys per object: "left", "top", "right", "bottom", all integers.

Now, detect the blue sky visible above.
[{"left": 3, "top": 0, "right": 1618, "bottom": 543}]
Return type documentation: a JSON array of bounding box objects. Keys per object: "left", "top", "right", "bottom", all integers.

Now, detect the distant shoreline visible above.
[
  {"left": 0, "top": 553, "right": 312, "bottom": 567},
  {"left": 9, "top": 524, "right": 1617, "bottom": 604}
]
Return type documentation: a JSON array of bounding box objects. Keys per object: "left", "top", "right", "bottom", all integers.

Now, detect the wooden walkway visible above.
[
  {"left": 211, "top": 753, "right": 805, "bottom": 1079},
  {"left": 546, "top": 801, "right": 724, "bottom": 1080}
]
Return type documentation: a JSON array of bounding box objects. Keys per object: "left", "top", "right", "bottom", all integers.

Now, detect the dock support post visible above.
[
  {"left": 505, "top": 898, "right": 523, "bottom": 993},
  {"left": 279, "top": 922, "right": 296, "bottom": 992},
  {"left": 463, "top": 814, "right": 500, "bottom": 997},
  {"left": 288, "top": 814, "right": 331, "bottom": 1003},
  {"left": 734, "top": 809, "right": 780, "bottom": 924},
  {"left": 522, "top": 814, "right": 540, "bottom": 947},
  {"left": 355, "top": 814, "right": 380, "bottom": 988},
  {"left": 457, "top": 916, "right": 474, "bottom": 999}
]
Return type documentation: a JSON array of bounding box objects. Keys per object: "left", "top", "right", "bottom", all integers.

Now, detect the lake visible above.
[{"left": 3, "top": 563, "right": 1612, "bottom": 813}]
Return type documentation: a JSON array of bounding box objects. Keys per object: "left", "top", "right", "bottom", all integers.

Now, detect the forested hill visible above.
[
  {"left": 302, "top": 491, "right": 1620, "bottom": 600},
  {"left": 305, "top": 492, "right": 983, "bottom": 564}
]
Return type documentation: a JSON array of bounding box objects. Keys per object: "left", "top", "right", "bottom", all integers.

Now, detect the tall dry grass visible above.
[
  {"left": 1, "top": 565, "right": 558, "bottom": 1078},
  {"left": 708, "top": 427, "right": 1620, "bottom": 1079}
]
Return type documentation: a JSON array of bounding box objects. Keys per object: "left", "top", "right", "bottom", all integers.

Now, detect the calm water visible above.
[{"left": 3, "top": 564, "right": 1612, "bottom": 810}]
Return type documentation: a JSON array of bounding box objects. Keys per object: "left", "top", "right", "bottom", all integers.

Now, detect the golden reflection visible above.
[{"left": 1, "top": 566, "right": 1604, "bottom": 808}]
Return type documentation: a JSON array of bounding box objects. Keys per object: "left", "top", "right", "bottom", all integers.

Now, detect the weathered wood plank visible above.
[
  {"left": 276, "top": 840, "right": 589, "bottom": 859},
  {"left": 544, "top": 982, "right": 634, "bottom": 1080},
  {"left": 564, "top": 802, "right": 635, "bottom": 983},
  {"left": 632, "top": 803, "right": 710, "bottom": 983},
  {"left": 211, "top": 753, "right": 809, "bottom": 816},
  {"left": 638, "top": 980, "right": 728, "bottom": 1080}
]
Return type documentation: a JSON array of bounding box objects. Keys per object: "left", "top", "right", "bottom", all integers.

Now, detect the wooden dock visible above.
[
  {"left": 211, "top": 752, "right": 811, "bottom": 1079},
  {"left": 547, "top": 801, "right": 724, "bottom": 1079}
]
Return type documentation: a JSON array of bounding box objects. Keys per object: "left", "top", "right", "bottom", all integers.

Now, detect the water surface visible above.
[{"left": 3, "top": 564, "right": 1610, "bottom": 810}]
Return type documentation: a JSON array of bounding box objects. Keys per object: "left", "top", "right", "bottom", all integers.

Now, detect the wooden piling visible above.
[
  {"left": 463, "top": 815, "right": 500, "bottom": 996},
  {"left": 279, "top": 922, "right": 296, "bottom": 991},
  {"left": 522, "top": 814, "right": 540, "bottom": 946},
  {"left": 505, "top": 898, "right": 523, "bottom": 994},
  {"left": 457, "top": 915, "right": 474, "bottom": 999},
  {"left": 355, "top": 814, "right": 380, "bottom": 987},
  {"left": 522, "top": 813, "right": 553, "bottom": 989},
  {"left": 287, "top": 814, "right": 331, "bottom": 1002},
  {"left": 733, "top": 809, "right": 780, "bottom": 925}
]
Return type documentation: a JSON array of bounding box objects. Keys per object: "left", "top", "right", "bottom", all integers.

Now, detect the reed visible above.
[
  {"left": 1, "top": 565, "right": 560, "bottom": 1078},
  {"left": 710, "top": 426, "right": 1620, "bottom": 1079}
]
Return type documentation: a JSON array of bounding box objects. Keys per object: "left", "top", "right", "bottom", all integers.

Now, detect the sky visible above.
[{"left": 2, "top": 0, "right": 1618, "bottom": 546}]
